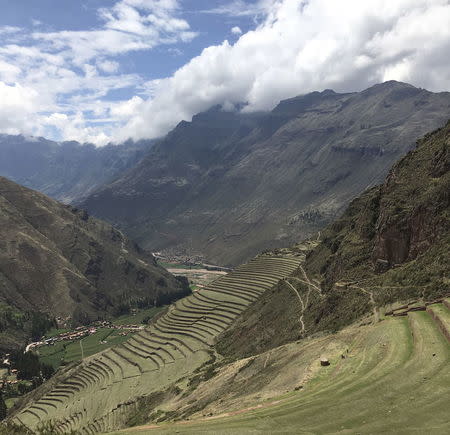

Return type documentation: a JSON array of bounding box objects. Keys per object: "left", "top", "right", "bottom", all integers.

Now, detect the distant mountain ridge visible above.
[
  {"left": 81, "top": 81, "right": 450, "bottom": 266},
  {"left": 0, "top": 176, "right": 187, "bottom": 351},
  {"left": 0, "top": 135, "right": 153, "bottom": 203}
]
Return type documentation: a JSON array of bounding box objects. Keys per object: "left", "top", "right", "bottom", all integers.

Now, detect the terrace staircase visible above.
[{"left": 11, "top": 253, "right": 303, "bottom": 434}]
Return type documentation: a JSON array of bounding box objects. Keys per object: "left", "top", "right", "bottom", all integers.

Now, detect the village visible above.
[{"left": 24, "top": 320, "right": 145, "bottom": 353}]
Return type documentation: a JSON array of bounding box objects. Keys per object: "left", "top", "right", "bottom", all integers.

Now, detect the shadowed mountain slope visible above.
[
  {"left": 81, "top": 81, "right": 450, "bottom": 266},
  {"left": 0, "top": 177, "right": 187, "bottom": 350},
  {"left": 0, "top": 135, "right": 152, "bottom": 203}
]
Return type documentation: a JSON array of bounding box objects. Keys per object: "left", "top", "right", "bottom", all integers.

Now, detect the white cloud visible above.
[
  {"left": 115, "top": 0, "right": 450, "bottom": 142},
  {"left": 231, "top": 26, "right": 242, "bottom": 35},
  {"left": 0, "top": 82, "right": 39, "bottom": 134},
  {"left": 0, "top": 0, "right": 449, "bottom": 145},
  {"left": 97, "top": 60, "right": 120, "bottom": 74},
  {"left": 0, "top": 0, "right": 197, "bottom": 144},
  {"left": 0, "top": 26, "right": 22, "bottom": 35}
]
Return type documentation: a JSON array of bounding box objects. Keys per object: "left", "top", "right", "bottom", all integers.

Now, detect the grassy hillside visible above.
[
  {"left": 110, "top": 307, "right": 449, "bottom": 434},
  {"left": 0, "top": 177, "right": 188, "bottom": 351}
]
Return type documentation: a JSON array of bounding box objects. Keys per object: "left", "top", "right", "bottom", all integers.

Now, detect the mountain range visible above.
[
  {"left": 0, "top": 135, "right": 153, "bottom": 203},
  {"left": 80, "top": 81, "right": 450, "bottom": 266},
  {"left": 7, "top": 114, "right": 449, "bottom": 435}
]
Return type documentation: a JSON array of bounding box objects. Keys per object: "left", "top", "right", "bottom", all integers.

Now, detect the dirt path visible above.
[
  {"left": 281, "top": 265, "right": 324, "bottom": 336},
  {"left": 282, "top": 279, "right": 307, "bottom": 334},
  {"left": 350, "top": 284, "right": 379, "bottom": 322}
]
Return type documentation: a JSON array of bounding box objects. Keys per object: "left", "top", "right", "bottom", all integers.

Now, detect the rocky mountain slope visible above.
[
  {"left": 218, "top": 120, "right": 450, "bottom": 358},
  {"left": 0, "top": 177, "right": 187, "bottom": 351},
  {"left": 81, "top": 81, "right": 450, "bottom": 266},
  {"left": 0, "top": 135, "right": 152, "bottom": 203}
]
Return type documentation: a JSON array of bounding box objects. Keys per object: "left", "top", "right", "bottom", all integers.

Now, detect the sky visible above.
[{"left": 0, "top": 0, "right": 449, "bottom": 145}]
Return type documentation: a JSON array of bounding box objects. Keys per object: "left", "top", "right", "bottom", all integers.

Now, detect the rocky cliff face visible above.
[
  {"left": 81, "top": 81, "right": 450, "bottom": 266},
  {"left": 372, "top": 129, "right": 449, "bottom": 270},
  {"left": 309, "top": 119, "right": 449, "bottom": 299},
  {"left": 0, "top": 177, "right": 187, "bottom": 350}
]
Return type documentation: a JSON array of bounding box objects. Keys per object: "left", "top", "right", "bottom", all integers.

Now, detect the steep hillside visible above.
[
  {"left": 82, "top": 81, "right": 450, "bottom": 266},
  {"left": 218, "top": 120, "right": 450, "bottom": 359},
  {"left": 0, "top": 177, "right": 187, "bottom": 351},
  {"left": 9, "top": 254, "right": 302, "bottom": 433},
  {"left": 0, "top": 135, "right": 152, "bottom": 203}
]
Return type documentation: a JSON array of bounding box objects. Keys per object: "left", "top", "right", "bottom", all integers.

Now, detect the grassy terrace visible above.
[
  {"left": 11, "top": 254, "right": 302, "bottom": 433},
  {"left": 113, "top": 308, "right": 450, "bottom": 435}
]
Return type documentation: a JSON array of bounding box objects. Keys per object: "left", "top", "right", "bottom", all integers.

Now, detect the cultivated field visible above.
[
  {"left": 113, "top": 303, "right": 450, "bottom": 434},
  {"left": 10, "top": 254, "right": 302, "bottom": 434}
]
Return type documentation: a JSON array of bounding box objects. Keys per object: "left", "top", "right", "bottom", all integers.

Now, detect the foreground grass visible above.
[{"left": 112, "top": 313, "right": 449, "bottom": 435}]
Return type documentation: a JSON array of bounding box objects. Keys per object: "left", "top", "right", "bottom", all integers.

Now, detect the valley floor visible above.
[{"left": 110, "top": 306, "right": 450, "bottom": 434}]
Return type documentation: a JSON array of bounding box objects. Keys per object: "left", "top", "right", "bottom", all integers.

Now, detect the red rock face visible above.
[
  {"left": 373, "top": 207, "right": 439, "bottom": 269},
  {"left": 372, "top": 123, "right": 449, "bottom": 272}
]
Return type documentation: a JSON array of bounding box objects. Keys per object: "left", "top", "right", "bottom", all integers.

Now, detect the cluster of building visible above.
[{"left": 25, "top": 322, "right": 145, "bottom": 353}]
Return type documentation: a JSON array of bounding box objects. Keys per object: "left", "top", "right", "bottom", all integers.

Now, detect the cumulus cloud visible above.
[
  {"left": 0, "top": 0, "right": 197, "bottom": 144},
  {"left": 0, "top": 82, "right": 39, "bottom": 134},
  {"left": 0, "top": 0, "right": 449, "bottom": 145},
  {"left": 231, "top": 26, "right": 242, "bottom": 35},
  {"left": 116, "top": 0, "right": 450, "bottom": 142}
]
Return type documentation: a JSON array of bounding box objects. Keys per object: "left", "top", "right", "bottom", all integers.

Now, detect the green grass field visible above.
[
  {"left": 39, "top": 329, "right": 131, "bottom": 368},
  {"left": 113, "top": 307, "right": 166, "bottom": 326}
]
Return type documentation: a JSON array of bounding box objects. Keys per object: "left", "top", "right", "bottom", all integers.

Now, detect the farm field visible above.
[
  {"left": 159, "top": 261, "right": 228, "bottom": 289},
  {"left": 38, "top": 308, "right": 165, "bottom": 369},
  {"left": 38, "top": 329, "right": 131, "bottom": 369},
  {"left": 113, "top": 309, "right": 450, "bottom": 435},
  {"left": 112, "top": 307, "right": 166, "bottom": 326}
]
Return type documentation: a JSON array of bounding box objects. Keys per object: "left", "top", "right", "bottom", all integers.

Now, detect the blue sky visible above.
[
  {"left": 0, "top": 1, "right": 256, "bottom": 82},
  {"left": 0, "top": 0, "right": 449, "bottom": 145}
]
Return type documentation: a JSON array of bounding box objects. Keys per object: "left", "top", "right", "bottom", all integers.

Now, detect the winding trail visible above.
[
  {"left": 349, "top": 284, "right": 379, "bottom": 322},
  {"left": 282, "top": 279, "right": 307, "bottom": 334},
  {"left": 282, "top": 264, "right": 324, "bottom": 336}
]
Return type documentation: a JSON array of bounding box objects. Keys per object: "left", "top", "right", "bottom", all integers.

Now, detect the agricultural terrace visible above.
[{"left": 10, "top": 254, "right": 302, "bottom": 434}]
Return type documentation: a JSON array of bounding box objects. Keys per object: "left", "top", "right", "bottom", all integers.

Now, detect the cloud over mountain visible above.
[
  {"left": 118, "top": 0, "right": 450, "bottom": 142},
  {"left": 0, "top": 0, "right": 449, "bottom": 144}
]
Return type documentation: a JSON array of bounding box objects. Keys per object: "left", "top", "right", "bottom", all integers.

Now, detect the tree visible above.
[
  {"left": 0, "top": 391, "right": 7, "bottom": 421},
  {"left": 41, "top": 363, "right": 54, "bottom": 380}
]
